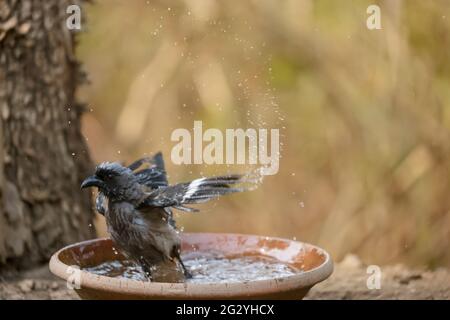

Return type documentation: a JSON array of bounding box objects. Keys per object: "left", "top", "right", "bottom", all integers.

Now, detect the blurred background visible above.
[{"left": 76, "top": 0, "right": 450, "bottom": 268}]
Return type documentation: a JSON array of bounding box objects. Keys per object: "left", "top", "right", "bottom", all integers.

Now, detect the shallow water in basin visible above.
[{"left": 84, "top": 252, "right": 299, "bottom": 283}]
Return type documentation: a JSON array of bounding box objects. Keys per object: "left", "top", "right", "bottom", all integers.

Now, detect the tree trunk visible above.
[{"left": 0, "top": 0, "right": 94, "bottom": 269}]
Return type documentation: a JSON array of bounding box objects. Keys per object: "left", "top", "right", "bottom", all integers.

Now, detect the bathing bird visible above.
[{"left": 81, "top": 152, "right": 259, "bottom": 282}]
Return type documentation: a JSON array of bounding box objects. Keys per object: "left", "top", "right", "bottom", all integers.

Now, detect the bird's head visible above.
[{"left": 81, "top": 162, "right": 139, "bottom": 200}]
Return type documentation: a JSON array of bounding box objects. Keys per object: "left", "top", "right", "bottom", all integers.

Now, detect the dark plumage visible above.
[{"left": 81, "top": 152, "right": 258, "bottom": 282}]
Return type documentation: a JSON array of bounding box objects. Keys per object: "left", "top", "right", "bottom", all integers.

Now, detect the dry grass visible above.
[{"left": 77, "top": 0, "right": 450, "bottom": 267}]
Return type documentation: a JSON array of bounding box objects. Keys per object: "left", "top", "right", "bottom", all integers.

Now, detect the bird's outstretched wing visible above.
[
  {"left": 129, "top": 152, "right": 169, "bottom": 189},
  {"left": 130, "top": 153, "right": 181, "bottom": 227},
  {"left": 137, "top": 174, "right": 259, "bottom": 210}
]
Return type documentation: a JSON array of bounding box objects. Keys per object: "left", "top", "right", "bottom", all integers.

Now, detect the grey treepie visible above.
[{"left": 81, "top": 152, "right": 258, "bottom": 282}]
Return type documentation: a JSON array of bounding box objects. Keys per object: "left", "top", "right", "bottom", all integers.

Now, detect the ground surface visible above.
[{"left": 1, "top": 254, "right": 449, "bottom": 300}]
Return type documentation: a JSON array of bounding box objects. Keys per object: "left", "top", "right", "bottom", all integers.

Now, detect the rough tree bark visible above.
[{"left": 0, "top": 0, "right": 94, "bottom": 269}]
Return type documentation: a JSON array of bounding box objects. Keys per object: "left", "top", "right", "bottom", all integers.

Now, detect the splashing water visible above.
[{"left": 84, "top": 252, "right": 299, "bottom": 283}]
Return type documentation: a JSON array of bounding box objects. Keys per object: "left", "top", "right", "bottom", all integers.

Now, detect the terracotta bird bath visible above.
[{"left": 49, "top": 233, "right": 333, "bottom": 299}]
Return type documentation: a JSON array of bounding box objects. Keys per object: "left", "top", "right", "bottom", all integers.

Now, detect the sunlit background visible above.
[{"left": 76, "top": 0, "right": 450, "bottom": 268}]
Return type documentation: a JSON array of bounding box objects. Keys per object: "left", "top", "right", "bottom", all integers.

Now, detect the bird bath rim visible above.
[{"left": 49, "top": 233, "right": 333, "bottom": 299}]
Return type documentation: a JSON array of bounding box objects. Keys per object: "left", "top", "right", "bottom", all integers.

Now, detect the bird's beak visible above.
[{"left": 81, "top": 176, "right": 103, "bottom": 189}]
